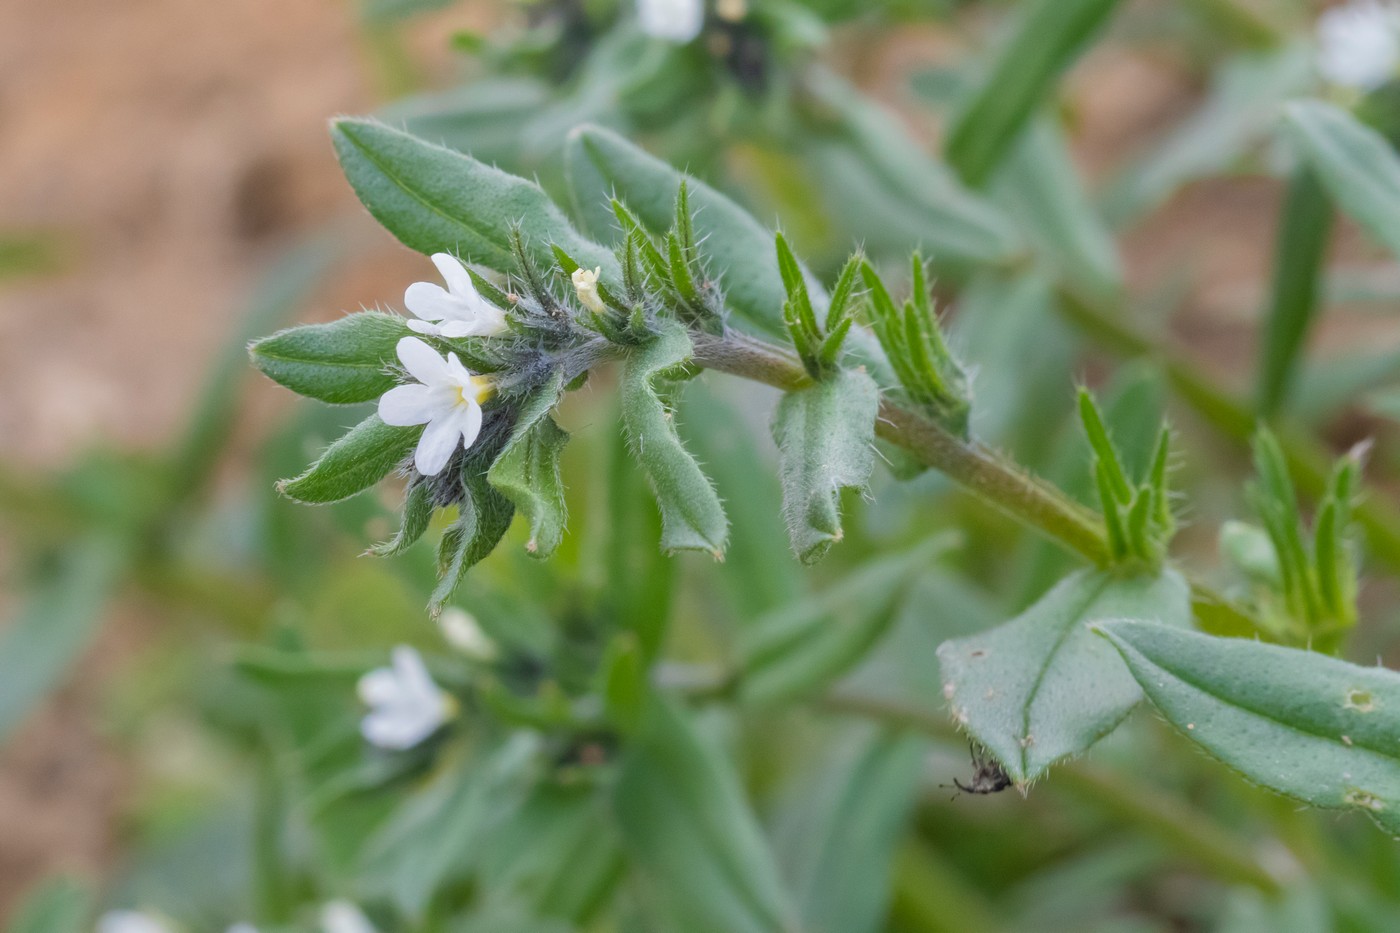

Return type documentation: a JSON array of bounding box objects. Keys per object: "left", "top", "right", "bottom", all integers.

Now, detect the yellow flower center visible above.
[{"left": 455, "top": 374, "right": 494, "bottom": 407}]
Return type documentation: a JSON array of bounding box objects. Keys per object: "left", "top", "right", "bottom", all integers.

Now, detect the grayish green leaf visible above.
[
  {"left": 1285, "top": 100, "right": 1400, "bottom": 263},
  {"left": 431, "top": 453, "right": 517, "bottom": 614},
  {"left": 613, "top": 699, "right": 799, "bottom": 933},
  {"left": 1100, "top": 620, "right": 1400, "bottom": 835},
  {"left": 488, "top": 374, "right": 569, "bottom": 558},
  {"left": 771, "top": 368, "right": 879, "bottom": 564},
  {"left": 250, "top": 311, "right": 410, "bottom": 405},
  {"left": 279, "top": 414, "right": 418, "bottom": 505},
  {"left": 937, "top": 567, "right": 1191, "bottom": 783},
  {"left": 332, "top": 118, "right": 615, "bottom": 277},
  {"left": 619, "top": 322, "right": 727, "bottom": 555}
]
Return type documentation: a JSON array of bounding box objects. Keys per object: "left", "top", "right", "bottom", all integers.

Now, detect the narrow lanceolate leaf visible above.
[
  {"left": 614, "top": 698, "right": 800, "bottom": 933},
  {"left": 488, "top": 374, "right": 569, "bottom": 558},
  {"left": 368, "top": 479, "right": 435, "bottom": 557},
  {"left": 279, "top": 415, "right": 419, "bottom": 505},
  {"left": 431, "top": 449, "right": 516, "bottom": 614},
  {"left": 249, "top": 312, "right": 410, "bottom": 405},
  {"left": 1257, "top": 170, "right": 1334, "bottom": 417},
  {"left": 1099, "top": 621, "right": 1400, "bottom": 836},
  {"left": 945, "top": 0, "right": 1125, "bottom": 187},
  {"left": 1285, "top": 101, "right": 1400, "bottom": 263},
  {"left": 741, "top": 539, "right": 950, "bottom": 705},
  {"left": 619, "top": 323, "right": 727, "bottom": 555},
  {"left": 332, "top": 118, "right": 616, "bottom": 279},
  {"left": 771, "top": 369, "right": 879, "bottom": 564},
  {"left": 937, "top": 567, "right": 1191, "bottom": 784}
]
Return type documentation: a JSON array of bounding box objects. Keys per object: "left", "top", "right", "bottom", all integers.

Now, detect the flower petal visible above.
[
  {"left": 405, "top": 318, "right": 441, "bottom": 335},
  {"left": 357, "top": 667, "right": 400, "bottom": 706},
  {"left": 431, "top": 252, "right": 477, "bottom": 298},
  {"left": 396, "top": 336, "right": 450, "bottom": 386},
  {"left": 458, "top": 401, "right": 484, "bottom": 451},
  {"left": 414, "top": 411, "right": 466, "bottom": 476},
  {"left": 404, "top": 281, "right": 459, "bottom": 323},
  {"left": 377, "top": 384, "right": 438, "bottom": 426}
]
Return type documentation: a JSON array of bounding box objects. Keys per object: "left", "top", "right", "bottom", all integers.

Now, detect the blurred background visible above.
[{"left": 5, "top": 0, "right": 1400, "bottom": 929}]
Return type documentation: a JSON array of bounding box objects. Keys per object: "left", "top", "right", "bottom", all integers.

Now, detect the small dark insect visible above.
[{"left": 953, "top": 743, "right": 1013, "bottom": 795}]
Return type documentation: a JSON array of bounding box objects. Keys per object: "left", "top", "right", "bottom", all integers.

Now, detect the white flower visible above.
[
  {"left": 403, "top": 252, "right": 507, "bottom": 338},
  {"left": 571, "top": 266, "right": 605, "bottom": 314},
  {"left": 378, "top": 336, "right": 492, "bottom": 476},
  {"left": 1317, "top": 0, "right": 1400, "bottom": 91},
  {"left": 321, "top": 901, "right": 378, "bottom": 933},
  {"left": 227, "top": 926, "right": 259, "bottom": 933},
  {"left": 638, "top": 0, "right": 704, "bottom": 43},
  {"left": 357, "top": 646, "right": 453, "bottom": 750},
  {"left": 97, "top": 912, "right": 175, "bottom": 933},
  {"left": 439, "top": 607, "right": 498, "bottom": 661}
]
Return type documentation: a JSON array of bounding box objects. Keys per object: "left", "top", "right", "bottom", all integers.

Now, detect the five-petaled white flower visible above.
[
  {"left": 378, "top": 336, "right": 493, "bottom": 477},
  {"left": 97, "top": 912, "right": 175, "bottom": 933},
  {"left": 321, "top": 901, "right": 378, "bottom": 933},
  {"left": 404, "top": 252, "right": 507, "bottom": 338},
  {"left": 439, "top": 606, "right": 499, "bottom": 661},
  {"left": 571, "top": 266, "right": 606, "bottom": 315},
  {"left": 357, "top": 645, "right": 453, "bottom": 750},
  {"left": 637, "top": 0, "right": 704, "bottom": 43},
  {"left": 1317, "top": 0, "right": 1400, "bottom": 91}
]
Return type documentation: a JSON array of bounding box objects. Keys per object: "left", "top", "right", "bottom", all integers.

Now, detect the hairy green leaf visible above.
[
  {"left": 937, "top": 567, "right": 1191, "bottom": 783},
  {"left": 279, "top": 414, "right": 418, "bottom": 505},
  {"left": 431, "top": 451, "right": 516, "bottom": 614},
  {"left": 613, "top": 698, "right": 799, "bottom": 933},
  {"left": 1099, "top": 621, "right": 1400, "bottom": 835},
  {"left": 771, "top": 369, "right": 879, "bottom": 564},
  {"left": 619, "top": 323, "right": 727, "bottom": 555},
  {"left": 1286, "top": 100, "right": 1400, "bottom": 262},
  {"left": 945, "top": 0, "right": 1125, "bottom": 186},
  {"left": 250, "top": 311, "right": 410, "bottom": 405},
  {"left": 332, "top": 118, "right": 615, "bottom": 277},
  {"left": 368, "top": 479, "right": 435, "bottom": 557},
  {"left": 488, "top": 374, "right": 569, "bottom": 558}
]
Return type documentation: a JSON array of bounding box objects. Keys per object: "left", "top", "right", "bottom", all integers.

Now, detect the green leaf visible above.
[
  {"left": 613, "top": 698, "right": 799, "bottom": 933},
  {"left": 937, "top": 567, "right": 1191, "bottom": 784},
  {"left": 488, "top": 374, "right": 569, "bottom": 558},
  {"left": 250, "top": 311, "right": 410, "bottom": 405},
  {"left": 1285, "top": 100, "right": 1400, "bottom": 263},
  {"left": 431, "top": 449, "right": 517, "bottom": 614},
  {"left": 945, "top": 0, "right": 1125, "bottom": 187},
  {"left": 774, "top": 733, "right": 926, "bottom": 933},
  {"left": 368, "top": 478, "right": 435, "bottom": 557},
  {"left": 741, "top": 540, "right": 949, "bottom": 706},
  {"left": 361, "top": 736, "right": 538, "bottom": 918},
  {"left": 565, "top": 124, "right": 792, "bottom": 337},
  {"left": 1257, "top": 169, "right": 1334, "bottom": 417},
  {"left": 0, "top": 539, "right": 124, "bottom": 744},
  {"left": 8, "top": 876, "right": 92, "bottom": 933},
  {"left": 1099, "top": 621, "right": 1400, "bottom": 835},
  {"left": 771, "top": 369, "right": 879, "bottom": 564},
  {"left": 994, "top": 118, "right": 1123, "bottom": 301},
  {"left": 599, "top": 634, "right": 648, "bottom": 734},
  {"left": 619, "top": 323, "right": 728, "bottom": 555},
  {"left": 332, "top": 117, "right": 616, "bottom": 277},
  {"left": 279, "top": 414, "right": 419, "bottom": 505}
]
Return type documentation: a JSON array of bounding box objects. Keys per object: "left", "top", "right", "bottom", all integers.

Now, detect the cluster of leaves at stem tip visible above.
[
  {"left": 1078, "top": 388, "right": 1175, "bottom": 569},
  {"left": 249, "top": 178, "right": 972, "bottom": 605},
  {"left": 1223, "top": 428, "right": 1364, "bottom": 647}
]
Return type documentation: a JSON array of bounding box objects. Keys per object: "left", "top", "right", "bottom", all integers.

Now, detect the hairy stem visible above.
[{"left": 691, "top": 329, "right": 1258, "bottom": 632}]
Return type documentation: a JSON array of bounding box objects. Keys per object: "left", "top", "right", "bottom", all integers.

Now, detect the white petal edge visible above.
[
  {"left": 377, "top": 384, "right": 438, "bottom": 426},
  {"left": 414, "top": 411, "right": 467, "bottom": 476},
  {"left": 404, "top": 281, "right": 460, "bottom": 323},
  {"left": 396, "top": 336, "right": 451, "bottom": 386},
  {"left": 431, "top": 252, "right": 477, "bottom": 298}
]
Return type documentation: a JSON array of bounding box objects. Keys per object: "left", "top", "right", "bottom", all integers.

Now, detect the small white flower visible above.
[
  {"left": 403, "top": 252, "right": 507, "bottom": 338},
  {"left": 357, "top": 646, "right": 453, "bottom": 750},
  {"left": 227, "top": 925, "right": 259, "bottom": 933},
  {"left": 378, "top": 336, "right": 493, "bottom": 476},
  {"left": 571, "top": 266, "right": 606, "bottom": 315},
  {"left": 439, "top": 607, "right": 499, "bottom": 661},
  {"left": 97, "top": 912, "right": 175, "bottom": 933},
  {"left": 321, "top": 901, "right": 378, "bottom": 933},
  {"left": 1317, "top": 0, "right": 1400, "bottom": 91},
  {"left": 637, "top": 0, "right": 704, "bottom": 43}
]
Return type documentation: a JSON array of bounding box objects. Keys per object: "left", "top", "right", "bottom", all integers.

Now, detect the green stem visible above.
[
  {"left": 1057, "top": 289, "right": 1400, "bottom": 574},
  {"left": 691, "top": 330, "right": 1259, "bottom": 633}
]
